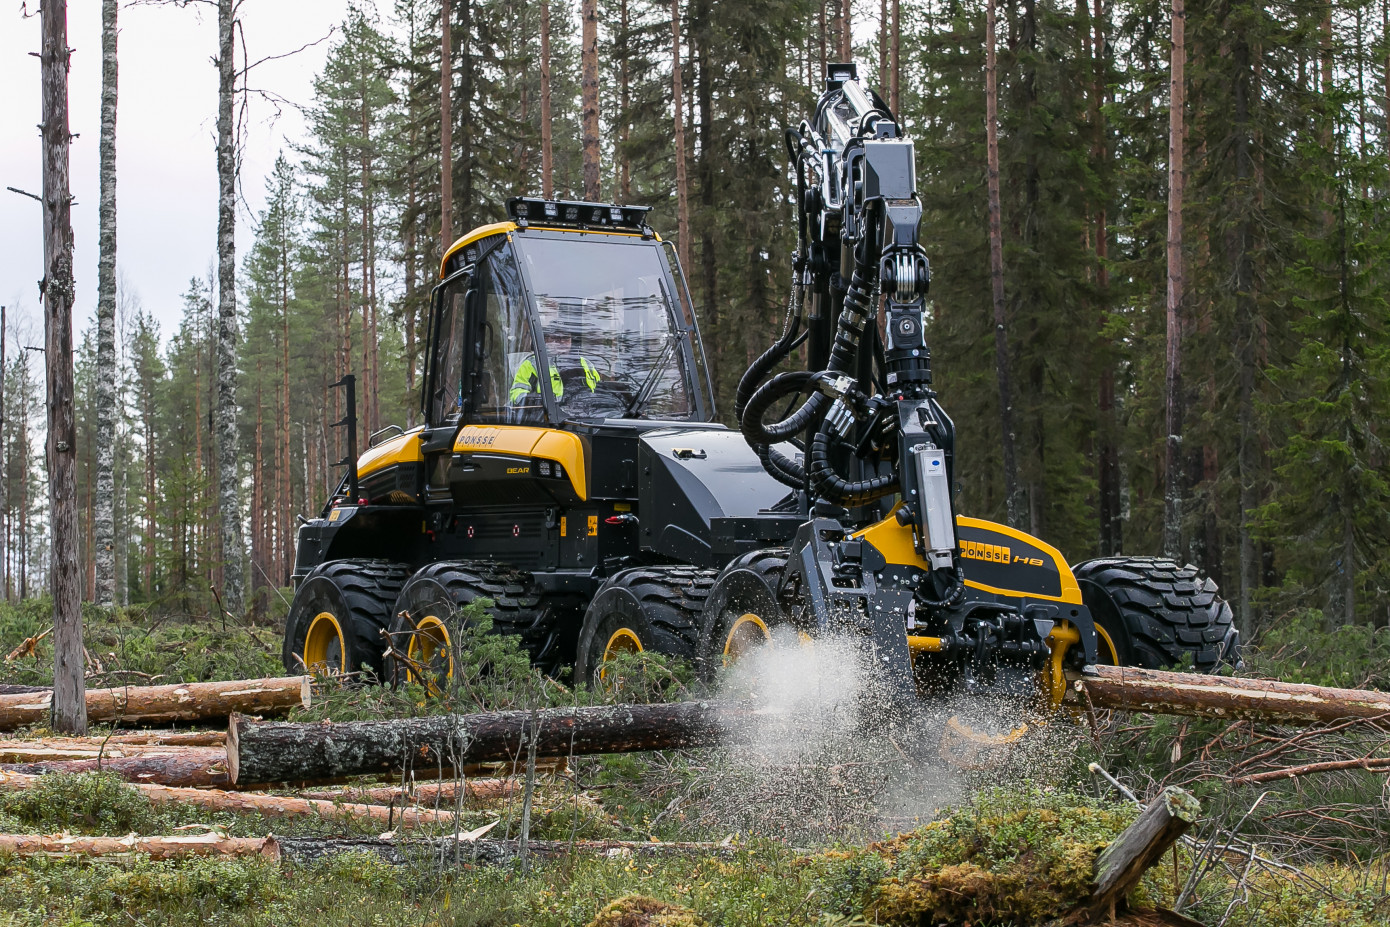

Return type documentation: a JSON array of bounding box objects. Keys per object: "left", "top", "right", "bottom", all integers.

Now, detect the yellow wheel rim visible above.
[
  {"left": 303, "top": 611, "right": 346, "bottom": 674},
  {"left": 406, "top": 615, "right": 453, "bottom": 696},
  {"left": 599, "top": 627, "right": 643, "bottom": 682},
  {"left": 1094, "top": 623, "right": 1121, "bottom": 666},
  {"left": 723, "top": 613, "right": 770, "bottom": 664}
]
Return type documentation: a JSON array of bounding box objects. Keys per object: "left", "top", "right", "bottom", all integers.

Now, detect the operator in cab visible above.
[{"left": 509, "top": 298, "right": 603, "bottom": 404}]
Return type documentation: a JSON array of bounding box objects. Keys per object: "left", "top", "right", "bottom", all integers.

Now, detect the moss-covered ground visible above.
[{"left": 1, "top": 601, "right": 1387, "bottom": 926}]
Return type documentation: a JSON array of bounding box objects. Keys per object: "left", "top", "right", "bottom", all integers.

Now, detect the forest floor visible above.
[{"left": 0, "top": 598, "right": 1388, "bottom": 926}]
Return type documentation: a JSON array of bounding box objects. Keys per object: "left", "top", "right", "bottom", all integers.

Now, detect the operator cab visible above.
[{"left": 426, "top": 198, "right": 713, "bottom": 429}]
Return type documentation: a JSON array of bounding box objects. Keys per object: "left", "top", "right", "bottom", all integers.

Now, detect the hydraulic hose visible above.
[{"left": 809, "top": 424, "right": 898, "bottom": 506}]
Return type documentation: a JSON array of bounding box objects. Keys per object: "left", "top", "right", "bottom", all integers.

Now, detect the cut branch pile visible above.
[{"left": 0, "top": 676, "right": 311, "bottom": 732}]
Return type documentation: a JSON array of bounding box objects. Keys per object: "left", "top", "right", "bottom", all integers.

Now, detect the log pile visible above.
[{"left": 0, "top": 676, "right": 311, "bottom": 732}]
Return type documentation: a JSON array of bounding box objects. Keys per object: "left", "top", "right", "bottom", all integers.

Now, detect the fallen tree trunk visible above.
[
  {"left": 1075, "top": 665, "right": 1390, "bottom": 726},
  {"left": 1064, "top": 786, "right": 1201, "bottom": 925},
  {"left": 0, "top": 831, "right": 276, "bottom": 860},
  {"left": 298, "top": 778, "right": 517, "bottom": 806},
  {"left": 0, "top": 770, "right": 456, "bottom": 827},
  {"left": 4, "top": 748, "right": 231, "bottom": 787},
  {"left": 0, "top": 676, "right": 310, "bottom": 731},
  {"left": 229, "top": 700, "right": 729, "bottom": 786},
  {"left": 268, "top": 835, "right": 734, "bottom": 867},
  {"left": 1231, "top": 755, "right": 1390, "bottom": 785}
]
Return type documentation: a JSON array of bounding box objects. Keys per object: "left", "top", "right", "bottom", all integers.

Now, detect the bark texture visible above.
[
  {"left": 0, "top": 675, "right": 309, "bottom": 732},
  {"left": 984, "top": 0, "right": 1021, "bottom": 528},
  {"left": 672, "top": 0, "right": 692, "bottom": 272},
  {"left": 1163, "top": 0, "right": 1186, "bottom": 559},
  {"left": 540, "top": 0, "right": 553, "bottom": 199},
  {"left": 440, "top": 0, "right": 453, "bottom": 248},
  {"left": 3, "top": 750, "right": 229, "bottom": 788},
  {"left": 94, "top": 0, "right": 118, "bottom": 606},
  {"left": 215, "top": 0, "right": 245, "bottom": 614},
  {"left": 41, "top": 0, "right": 86, "bottom": 736},
  {"left": 229, "top": 700, "right": 729, "bottom": 785},
  {"left": 580, "top": 0, "right": 601, "bottom": 200},
  {"left": 298, "top": 777, "right": 516, "bottom": 805},
  {"left": 1076, "top": 665, "right": 1390, "bottom": 725},
  {"left": 0, "top": 832, "right": 276, "bottom": 860}
]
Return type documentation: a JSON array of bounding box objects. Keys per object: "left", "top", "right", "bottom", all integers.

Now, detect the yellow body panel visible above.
[
  {"left": 439, "top": 222, "right": 517, "bottom": 278},
  {"left": 453, "top": 425, "right": 588, "bottom": 501},
  {"left": 356, "top": 427, "right": 425, "bottom": 481},
  {"left": 855, "top": 513, "right": 1083, "bottom": 605}
]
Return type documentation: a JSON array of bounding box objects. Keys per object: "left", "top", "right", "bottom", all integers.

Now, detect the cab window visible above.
[
  {"left": 471, "top": 242, "right": 541, "bottom": 424},
  {"left": 429, "top": 278, "right": 469, "bottom": 426}
]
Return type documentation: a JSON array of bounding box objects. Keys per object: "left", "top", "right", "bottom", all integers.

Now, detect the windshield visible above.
[{"left": 512, "top": 234, "right": 693, "bottom": 421}]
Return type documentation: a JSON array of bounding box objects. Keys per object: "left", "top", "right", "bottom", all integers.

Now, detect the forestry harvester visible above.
[{"left": 281, "top": 63, "right": 1240, "bottom": 720}]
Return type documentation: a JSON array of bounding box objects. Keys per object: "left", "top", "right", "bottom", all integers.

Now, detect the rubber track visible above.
[
  {"left": 1073, "top": 556, "right": 1236, "bottom": 672},
  {"left": 299, "top": 559, "right": 411, "bottom": 673},
  {"left": 606, "top": 566, "right": 719, "bottom": 655}
]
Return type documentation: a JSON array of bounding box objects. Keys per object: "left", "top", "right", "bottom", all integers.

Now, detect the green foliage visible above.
[{"left": 0, "top": 774, "right": 158, "bottom": 836}]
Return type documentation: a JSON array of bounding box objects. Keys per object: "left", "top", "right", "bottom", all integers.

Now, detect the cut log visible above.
[
  {"left": 0, "top": 740, "right": 220, "bottom": 764},
  {"left": 1076, "top": 665, "right": 1390, "bottom": 726},
  {"left": 269, "top": 835, "right": 734, "bottom": 867},
  {"left": 1064, "top": 786, "right": 1201, "bottom": 924},
  {"left": 4, "top": 748, "right": 231, "bottom": 787},
  {"left": 0, "top": 831, "right": 276, "bottom": 860},
  {"left": 228, "top": 700, "right": 729, "bottom": 786},
  {"left": 298, "top": 778, "right": 518, "bottom": 805},
  {"left": 0, "top": 676, "right": 310, "bottom": 731},
  {"left": 0, "top": 770, "right": 456, "bottom": 827}
]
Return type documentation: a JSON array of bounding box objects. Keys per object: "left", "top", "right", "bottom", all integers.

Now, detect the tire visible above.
[
  {"left": 382, "top": 561, "right": 550, "bottom": 687},
  {"left": 282, "top": 559, "right": 411, "bottom": 680},
  {"left": 695, "top": 549, "right": 789, "bottom": 683},
  {"left": 575, "top": 566, "right": 717, "bottom": 687},
  {"left": 1072, "top": 556, "right": 1239, "bottom": 673}
]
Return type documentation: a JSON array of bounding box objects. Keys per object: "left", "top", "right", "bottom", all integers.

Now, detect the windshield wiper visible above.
[{"left": 624, "top": 333, "right": 677, "bottom": 419}]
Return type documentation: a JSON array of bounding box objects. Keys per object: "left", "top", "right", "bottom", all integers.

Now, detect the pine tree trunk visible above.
[
  {"left": 985, "top": 0, "right": 1020, "bottom": 529},
  {"left": 40, "top": 0, "right": 86, "bottom": 735},
  {"left": 280, "top": 227, "right": 292, "bottom": 583},
  {"left": 890, "top": 0, "right": 899, "bottom": 111},
  {"left": 440, "top": 0, "right": 453, "bottom": 250},
  {"left": 1234, "top": 35, "right": 1258, "bottom": 639},
  {"left": 672, "top": 0, "right": 692, "bottom": 274},
  {"left": 1163, "top": 0, "right": 1185, "bottom": 560},
  {"left": 215, "top": 0, "right": 244, "bottom": 616},
  {"left": 878, "top": 0, "right": 888, "bottom": 89},
  {"left": 581, "top": 0, "right": 601, "bottom": 201},
  {"left": 94, "top": 0, "right": 118, "bottom": 607},
  {"left": 540, "top": 0, "right": 553, "bottom": 199},
  {"left": 841, "top": 0, "right": 852, "bottom": 60}
]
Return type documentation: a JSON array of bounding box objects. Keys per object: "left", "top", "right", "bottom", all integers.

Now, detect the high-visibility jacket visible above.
[{"left": 509, "top": 354, "right": 600, "bottom": 402}]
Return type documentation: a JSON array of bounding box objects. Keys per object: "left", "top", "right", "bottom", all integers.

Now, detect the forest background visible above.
[{"left": 1, "top": 0, "right": 1385, "bottom": 641}]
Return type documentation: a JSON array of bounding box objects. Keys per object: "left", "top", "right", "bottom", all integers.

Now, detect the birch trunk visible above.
[
  {"left": 41, "top": 0, "right": 86, "bottom": 736},
  {"left": 440, "top": 0, "right": 453, "bottom": 249},
  {"left": 985, "top": 0, "right": 1020, "bottom": 529},
  {"left": 540, "top": 0, "right": 553, "bottom": 198},
  {"left": 94, "top": 0, "right": 118, "bottom": 607},
  {"left": 1163, "top": 0, "right": 1185, "bottom": 560},
  {"left": 580, "top": 0, "right": 601, "bottom": 201},
  {"left": 215, "top": 0, "right": 244, "bottom": 616},
  {"left": 672, "top": 0, "right": 692, "bottom": 273}
]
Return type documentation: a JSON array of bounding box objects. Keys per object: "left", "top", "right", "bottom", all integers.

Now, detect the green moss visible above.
[{"left": 586, "top": 894, "right": 708, "bottom": 927}]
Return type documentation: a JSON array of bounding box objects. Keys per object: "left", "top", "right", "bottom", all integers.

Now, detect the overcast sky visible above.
[{"left": 0, "top": 0, "right": 353, "bottom": 345}]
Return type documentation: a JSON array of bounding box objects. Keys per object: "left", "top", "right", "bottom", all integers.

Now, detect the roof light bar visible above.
[{"left": 507, "top": 196, "right": 652, "bottom": 233}]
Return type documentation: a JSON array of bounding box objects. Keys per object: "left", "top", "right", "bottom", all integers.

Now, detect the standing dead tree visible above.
[{"left": 39, "top": 0, "right": 86, "bottom": 736}]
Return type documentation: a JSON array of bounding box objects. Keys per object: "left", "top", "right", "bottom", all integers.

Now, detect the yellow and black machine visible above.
[{"left": 281, "top": 62, "right": 1239, "bottom": 715}]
